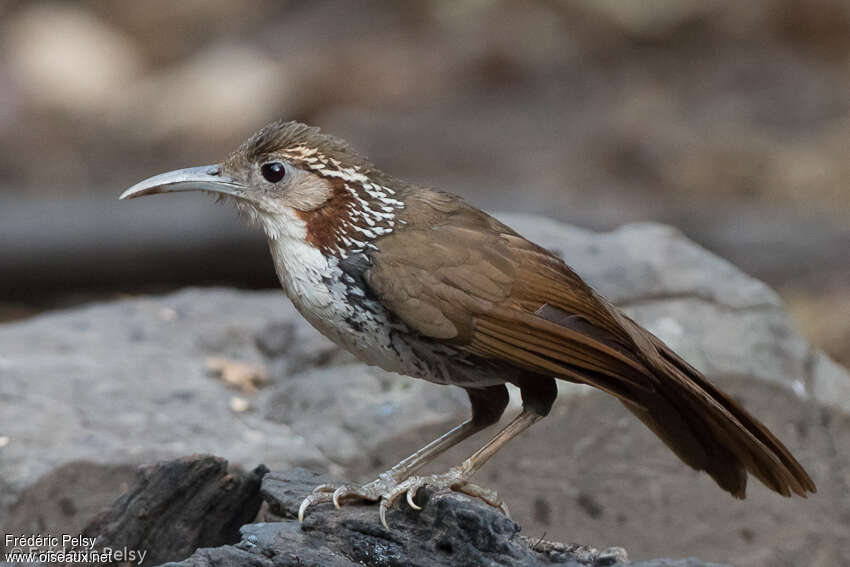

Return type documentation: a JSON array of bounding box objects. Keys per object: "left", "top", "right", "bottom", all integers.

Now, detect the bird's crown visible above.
[{"left": 234, "top": 120, "right": 376, "bottom": 175}]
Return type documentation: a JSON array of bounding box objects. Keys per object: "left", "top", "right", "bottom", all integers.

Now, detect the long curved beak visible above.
[{"left": 119, "top": 165, "right": 244, "bottom": 200}]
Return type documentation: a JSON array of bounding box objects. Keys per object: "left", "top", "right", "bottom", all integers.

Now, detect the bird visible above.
[{"left": 121, "top": 119, "right": 815, "bottom": 529}]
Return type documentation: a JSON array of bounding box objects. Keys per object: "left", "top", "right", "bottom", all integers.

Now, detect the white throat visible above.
[{"left": 257, "top": 207, "right": 333, "bottom": 299}]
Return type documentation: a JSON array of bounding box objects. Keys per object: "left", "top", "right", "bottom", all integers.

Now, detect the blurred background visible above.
[
  {"left": 0, "top": 0, "right": 848, "bottom": 366},
  {"left": 1, "top": 1, "right": 849, "bottom": 564}
]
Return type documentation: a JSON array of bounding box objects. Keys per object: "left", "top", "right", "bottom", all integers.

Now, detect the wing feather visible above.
[{"left": 364, "top": 193, "right": 814, "bottom": 498}]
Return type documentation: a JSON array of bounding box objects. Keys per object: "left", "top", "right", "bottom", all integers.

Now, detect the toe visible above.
[
  {"left": 332, "top": 485, "right": 351, "bottom": 509},
  {"left": 406, "top": 485, "right": 422, "bottom": 510},
  {"left": 457, "top": 482, "right": 510, "bottom": 516},
  {"left": 377, "top": 480, "right": 416, "bottom": 530},
  {"left": 298, "top": 491, "right": 332, "bottom": 523},
  {"left": 379, "top": 497, "right": 392, "bottom": 530}
]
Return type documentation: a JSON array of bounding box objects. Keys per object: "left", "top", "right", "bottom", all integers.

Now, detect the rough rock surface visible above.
[
  {"left": 247, "top": 469, "right": 726, "bottom": 567},
  {"left": 82, "top": 455, "right": 267, "bottom": 566},
  {"left": 78, "top": 458, "right": 728, "bottom": 567},
  {"left": 1, "top": 215, "right": 848, "bottom": 565},
  {"left": 0, "top": 289, "right": 465, "bottom": 523}
]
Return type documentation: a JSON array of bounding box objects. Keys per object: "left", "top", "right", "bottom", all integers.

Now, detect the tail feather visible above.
[
  {"left": 602, "top": 308, "right": 815, "bottom": 498},
  {"left": 620, "top": 397, "right": 748, "bottom": 496},
  {"left": 473, "top": 303, "right": 816, "bottom": 498},
  {"left": 643, "top": 337, "right": 816, "bottom": 497}
]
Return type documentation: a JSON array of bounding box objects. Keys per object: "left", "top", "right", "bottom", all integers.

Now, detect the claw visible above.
[
  {"left": 298, "top": 484, "right": 338, "bottom": 523},
  {"left": 406, "top": 486, "right": 422, "bottom": 510},
  {"left": 297, "top": 471, "right": 509, "bottom": 529},
  {"left": 299, "top": 493, "right": 324, "bottom": 523},
  {"left": 332, "top": 486, "right": 349, "bottom": 509},
  {"left": 301, "top": 479, "right": 394, "bottom": 525},
  {"left": 379, "top": 497, "right": 391, "bottom": 530},
  {"left": 377, "top": 479, "right": 422, "bottom": 529}
]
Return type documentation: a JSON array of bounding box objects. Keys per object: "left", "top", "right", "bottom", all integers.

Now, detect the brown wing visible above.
[{"left": 367, "top": 190, "right": 815, "bottom": 498}]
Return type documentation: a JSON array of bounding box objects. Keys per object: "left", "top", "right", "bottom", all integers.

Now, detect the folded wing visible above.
[{"left": 366, "top": 192, "right": 815, "bottom": 498}]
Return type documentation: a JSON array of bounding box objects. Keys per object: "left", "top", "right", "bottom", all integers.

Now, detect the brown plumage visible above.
[
  {"left": 369, "top": 189, "right": 814, "bottom": 498},
  {"left": 122, "top": 119, "right": 815, "bottom": 527}
]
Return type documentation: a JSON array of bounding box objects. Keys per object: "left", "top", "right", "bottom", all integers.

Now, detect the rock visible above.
[
  {"left": 0, "top": 289, "right": 328, "bottom": 517},
  {"left": 254, "top": 321, "right": 296, "bottom": 358},
  {"left": 1, "top": 461, "right": 138, "bottom": 544},
  {"left": 260, "top": 364, "right": 467, "bottom": 468},
  {"left": 80, "top": 455, "right": 267, "bottom": 566},
  {"left": 811, "top": 352, "right": 850, "bottom": 413},
  {"left": 0, "top": 288, "right": 465, "bottom": 531},
  {"left": 80, "top": 464, "right": 724, "bottom": 567},
  {"left": 1, "top": 215, "right": 848, "bottom": 565}
]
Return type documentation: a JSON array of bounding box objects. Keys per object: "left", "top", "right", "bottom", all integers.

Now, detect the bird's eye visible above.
[{"left": 261, "top": 162, "right": 286, "bottom": 183}]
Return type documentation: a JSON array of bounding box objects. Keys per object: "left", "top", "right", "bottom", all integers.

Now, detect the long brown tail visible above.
[
  {"left": 622, "top": 333, "right": 816, "bottom": 498},
  {"left": 472, "top": 300, "right": 816, "bottom": 498}
]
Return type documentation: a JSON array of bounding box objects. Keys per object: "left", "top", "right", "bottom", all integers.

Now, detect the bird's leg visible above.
[
  {"left": 377, "top": 409, "right": 542, "bottom": 527},
  {"left": 375, "top": 377, "right": 556, "bottom": 528},
  {"left": 299, "top": 385, "right": 509, "bottom": 523},
  {"left": 299, "top": 419, "right": 485, "bottom": 521}
]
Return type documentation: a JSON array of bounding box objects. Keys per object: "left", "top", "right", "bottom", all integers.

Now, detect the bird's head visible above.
[{"left": 121, "top": 120, "right": 405, "bottom": 255}]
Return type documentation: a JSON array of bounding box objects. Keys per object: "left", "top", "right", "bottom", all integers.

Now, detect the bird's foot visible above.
[
  {"left": 298, "top": 475, "right": 396, "bottom": 524},
  {"left": 298, "top": 467, "right": 509, "bottom": 529},
  {"left": 382, "top": 467, "right": 511, "bottom": 527}
]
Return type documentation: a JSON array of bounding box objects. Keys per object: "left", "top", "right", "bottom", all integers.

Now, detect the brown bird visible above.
[{"left": 121, "top": 120, "right": 815, "bottom": 528}]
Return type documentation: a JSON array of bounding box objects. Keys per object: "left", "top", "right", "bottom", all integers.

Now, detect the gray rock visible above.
[
  {"left": 1, "top": 461, "right": 138, "bottom": 543},
  {"left": 82, "top": 455, "right": 267, "bottom": 566},
  {"left": 1, "top": 215, "right": 848, "bottom": 565},
  {"left": 632, "top": 561, "right": 730, "bottom": 567},
  {"left": 254, "top": 321, "right": 295, "bottom": 358},
  {"left": 153, "top": 467, "right": 728, "bottom": 567},
  {"left": 260, "top": 364, "right": 467, "bottom": 468},
  {"left": 0, "top": 288, "right": 464, "bottom": 526},
  {"left": 0, "top": 289, "right": 326, "bottom": 516}
]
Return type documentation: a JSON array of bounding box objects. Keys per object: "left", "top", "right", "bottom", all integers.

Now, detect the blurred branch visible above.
[
  {"left": 0, "top": 195, "right": 847, "bottom": 303},
  {"left": 0, "top": 194, "right": 276, "bottom": 301}
]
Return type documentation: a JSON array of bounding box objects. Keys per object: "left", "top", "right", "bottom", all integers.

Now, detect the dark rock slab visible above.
[
  {"left": 162, "top": 469, "right": 728, "bottom": 567},
  {"left": 83, "top": 455, "right": 268, "bottom": 566},
  {"left": 0, "top": 461, "right": 137, "bottom": 556}
]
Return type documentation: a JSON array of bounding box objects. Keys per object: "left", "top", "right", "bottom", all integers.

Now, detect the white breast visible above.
[{"left": 260, "top": 208, "right": 405, "bottom": 373}]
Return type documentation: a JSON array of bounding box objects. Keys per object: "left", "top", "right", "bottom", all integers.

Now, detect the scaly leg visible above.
[
  {"left": 298, "top": 385, "right": 509, "bottom": 523},
  {"left": 298, "top": 418, "right": 484, "bottom": 521},
  {"left": 376, "top": 409, "right": 542, "bottom": 528},
  {"left": 373, "top": 377, "right": 556, "bottom": 528}
]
